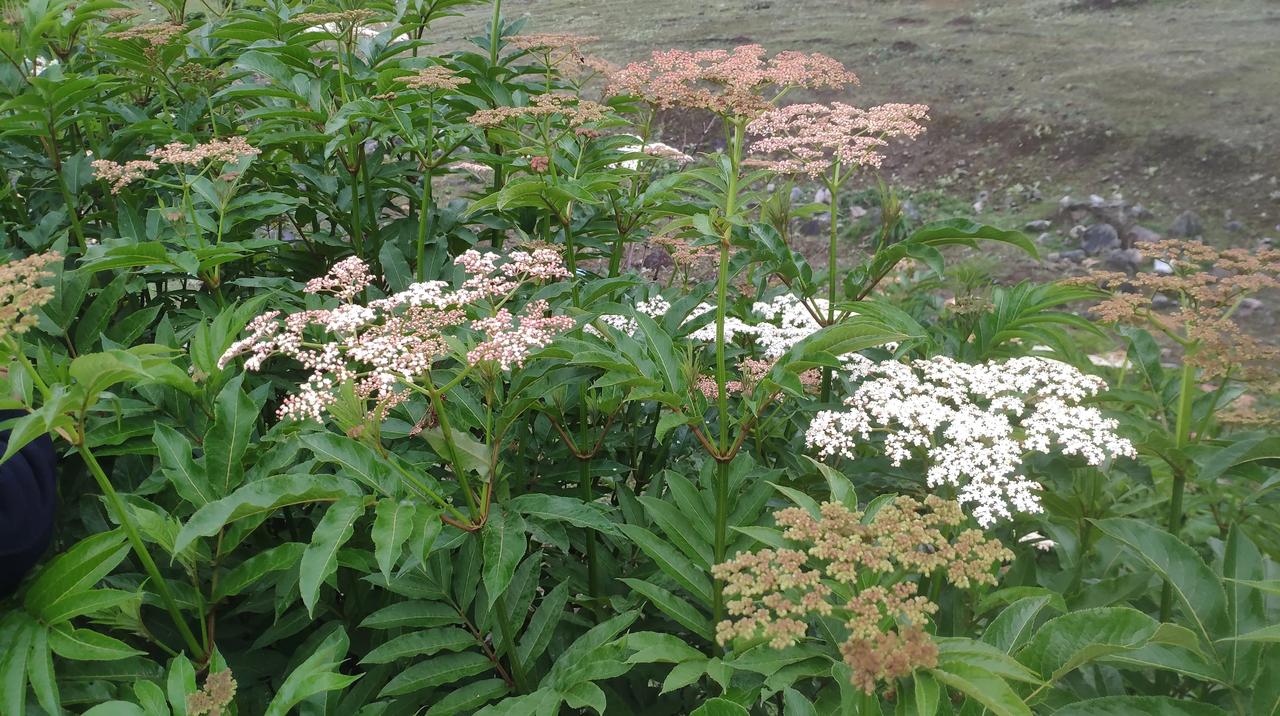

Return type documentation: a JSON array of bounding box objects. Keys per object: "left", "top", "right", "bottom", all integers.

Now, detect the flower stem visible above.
[
  {"left": 78, "top": 444, "right": 206, "bottom": 660},
  {"left": 711, "top": 119, "right": 744, "bottom": 631},
  {"left": 1159, "top": 357, "right": 1198, "bottom": 622},
  {"left": 494, "top": 590, "right": 528, "bottom": 692},
  {"left": 821, "top": 168, "right": 840, "bottom": 402}
]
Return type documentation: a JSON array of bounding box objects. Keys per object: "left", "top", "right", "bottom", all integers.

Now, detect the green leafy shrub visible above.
[{"left": 0, "top": 0, "right": 1276, "bottom": 714}]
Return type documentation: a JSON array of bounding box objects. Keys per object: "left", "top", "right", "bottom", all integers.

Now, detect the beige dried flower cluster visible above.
[
  {"left": 713, "top": 495, "right": 1012, "bottom": 693},
  {"left": 748, "top": 102, "right": 930, "bottom": 177},
  {"left": 187, "top": 669, "right": 236, "bottom": 716},
  {"left": 509, "top": 33, "right": 597, "bottom": 65},
  {"left": 220, "top": 249, "right": 573, "bottom": 422},
  {"left": 608, "top": 44, "right": 857, "bottom": 117},
  {"left": 0, "top": 252, "right": 60, "bottom": 340},
  {"left": 104, "top": 22, "right": 185, "bottom": 46},
  {"left": 92, "top": 137, "right": 259, "bottom": 193},
  {"left": 400, "top": 65, "right": 469, "bottom": 92},
  {"left": 469, "top": 93, "right": 609, "bottom": 129},
  {"left": 91, "top": 159, "right": 159, "bottom": 194},
  {"left": 294, "top": 9, "right": 377, "bottom": 27},
  {"left": 149, "top": 137, "right": 260, "bottom": 166},
  {"left": 1072, "top": 239, "right": 1280, "bottom": 379}
]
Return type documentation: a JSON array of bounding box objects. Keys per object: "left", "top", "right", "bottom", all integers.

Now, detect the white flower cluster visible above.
[
  {"left": 594, "top": 292, "right": 827, "bottom": 359},
  {"left": 806, "top": 355, "right": 1135, "bottom": 526}
]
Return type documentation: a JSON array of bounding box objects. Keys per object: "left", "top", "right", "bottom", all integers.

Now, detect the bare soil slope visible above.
[{"left": 437, "top": 0, "right": 1280, "bottom": 230}]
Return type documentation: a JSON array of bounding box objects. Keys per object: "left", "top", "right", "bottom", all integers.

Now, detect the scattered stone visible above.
[
  {"left": 1059, "top": 249, "right": 1086, "bottom": 263},
  {"left": 1025, "top": 219, "right": 1052, "bottom": 232},
  {"left": 1129, "top": 203, "right": 1153, "bottom": 220},
  {"left": 1236, "top": 297, "right": 1264, "bottom": 318},
  {"left": 813, "top": 187, "right": 831, "bottom": 205},
  {"left": 1082, "top": 223, "right": 1120, "bottom": 255},
  {"left": 1169, "top": 210, "right": 1203, "bottom": 238},
  {"left": 1152, "top": 293, "right": 1178, "bottom": 310},
  {"left": 1152, "top": 258, "right": 1174, "bottom": 275},
  {"left": 900, "top": 200, "right": 921, "bottom": 223},
  {"left": 849, "top": 205, "right": 868, "bottom": 220},
  {"left": 1225, "top": 219, "right": 1245, "bottom": 233},
  {"left": 1036, "top": 232, "right": 1053, "bottom": 244},
  {"left": 1126, "top": 225, "right": 1162, "bottom": 245},
  {"left": 1069, "top": 224, "right": 1087, "bottom": 240},
  {"left": 790, "top": 186, "right": 804, "bottom": 203},
  {"left": 1089, "top": 194, "right": 1106, "bottom": 208},
  {"left": 1104, "top": 247, "right": 1143, "bottom": 274}
]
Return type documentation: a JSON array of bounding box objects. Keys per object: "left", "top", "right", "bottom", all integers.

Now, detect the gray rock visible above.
[
  {"left": 1169, "top": 210, "right": 1203, "bottom": 238},
  {"left": 1130, "top": 203, "right": 1153, "bottom": 220},
  {"left": 1025, "top": 219, "right": 1052, "bottom": 232},
  {"left": 1104, "top": 248, "right": 1143, "bottom": 274},
  {"left": 1083, "top": 223, "right": 1120, "bottom": 255},
  {"left": 813, "top": 187, "right": 832, "bottom": 205},
  {"left": 1036, "top": 232, "right": 1053, "bottom": 244},
  {"left": 1225, "top": 220, "right": 1246, "bottom": 233},
  {"left": 1127, "top": 225, "right": 1162, "bottom": 245},
  {"left": 900, "top": 200, "right": 922, "bottom": 223},
  {"left": 790, "top": 186, "right": 804, "bottom": 203},
  {"left": 1236, "top": 297, "right": 1264, "bottom": 318},
  {"left": 1059, "top": 249, "right": 1087, "bottom": 263},
  {"left": 1152, "top": 259, "right": 1174, "bottom": 275},
  {"left": 1152, "top": 293, "right": 1178, "bottom": 310}
]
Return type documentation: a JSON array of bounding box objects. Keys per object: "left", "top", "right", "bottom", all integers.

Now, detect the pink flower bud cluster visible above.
[
  {"left": 748, "top": 102, "right": 930, "bottom": 177},
  {"left": 219, "top": 249, "right": 574, "bottom": 422},
  {"left": 608, "top": 45, "right": 857, "bottom": 117},
  {"left": 468, "top": 300, "right": 575, "bottom": 371},
  {"left": 713, "top": 495, "right": 1010, "bottom": 693},
  {"left": 806, "top": 355, "right": 1136, "bottom": 526}
]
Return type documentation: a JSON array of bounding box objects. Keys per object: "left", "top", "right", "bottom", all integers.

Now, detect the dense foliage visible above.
[{"left": 0, "top": 0, "right": 1277, "bottom": 714}]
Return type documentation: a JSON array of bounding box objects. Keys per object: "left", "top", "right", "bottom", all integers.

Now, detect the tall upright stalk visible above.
[
  {"left": 711, "top": 120, "right": 744, "bottom": 626},
  {"left": 1159, "top": 357, "right": 1198, "bottom": 622},
  {"left": 820, "top": 166, "right": 840, "bottom": 402}
]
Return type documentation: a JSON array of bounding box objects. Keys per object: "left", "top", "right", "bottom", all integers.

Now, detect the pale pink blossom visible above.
[
  {"left": 748, "top": 102, "right": 929, "bottom": 177},
  {"left": 608, "top": 45, "right": 857, "bottom": 117}
]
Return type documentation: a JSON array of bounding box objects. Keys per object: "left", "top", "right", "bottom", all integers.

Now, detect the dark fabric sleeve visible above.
[{"left": 0, "top": 409, "right": 57, "bottom": 598}]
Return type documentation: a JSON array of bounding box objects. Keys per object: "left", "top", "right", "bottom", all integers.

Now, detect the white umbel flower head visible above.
[{"left": 805, "top": 355, "right": 1135, "bottom": 526}]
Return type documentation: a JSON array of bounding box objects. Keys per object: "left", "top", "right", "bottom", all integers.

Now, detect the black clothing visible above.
[{"left": 0, "top": 409, "right": 56, "bottom": 598}]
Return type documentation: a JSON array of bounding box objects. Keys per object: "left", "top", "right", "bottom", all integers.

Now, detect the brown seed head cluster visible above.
[
  {"left": 0, "top": 252, "right": 61, "bottom": 340},
  {"left": 91, "top": 159, "right": 159, "bottom": 194},
  {"left": 148, "top": 137, "right": 260, "bottom": 167},
  {"left": 294, "top": 9, "right": 377, "bottom": 26},
  {"left": 400, "top": 65, "right": 469, "bottom": 92},
  {"left": 469, "top": 93, "right": 609, "bottom": 129},
  {"left": 104, "top": 22, "right": 185, "bottom": 46},
  {"left": 608, "top": 45, "right": 857, "bottom": 118},
  {"left": 509, "top": 33, "right": 597, "bottom": 65},
  {"left": 1070, "top": 239, "right": 1280, "bottom": 379},
  {"left": 712, "top": 495, "right": 1011, "bottom": 693},
  {"left": 187, "top": 669, "right": 237, "bottom": 716}
]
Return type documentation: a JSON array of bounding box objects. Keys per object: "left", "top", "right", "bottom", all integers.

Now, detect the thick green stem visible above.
[
  {"left": 415, "top": 166, "right": 434, "bottom": 281},
  {"left": 1159, "top": 358, "right": 1198, "bottom": 622},
  {"left": 488, "top": 0, "right": 503, "bottom": 65},
  {"left": 78, "top": 445, "right": 206, "bottom": 660},
  {"left": 424, "top": 383, "right": 481, "bottom": 520},
  {"left": 710, "top": 119, "right": 743, "bottom": 632},
  {"left": 821, "top": 169, "right": 840, "bottom": 402},
  {"left": 711, "top": 459, "right": 729, "bottom": 626},
  {"left": 494, "top": 590, "right": 528, "bottom": 692}
]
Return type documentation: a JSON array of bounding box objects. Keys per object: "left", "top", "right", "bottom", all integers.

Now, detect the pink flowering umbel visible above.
[
  {"left": 748, "top": 102, "right": 930, "bottom": 177},
  {"left": 219, "top": 248, "right": 573, "bottom": 423},
  {"left": 608, "top": 45, "right": 857, "bottom": 118}
]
